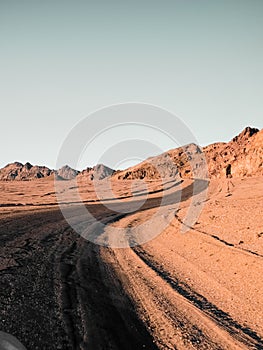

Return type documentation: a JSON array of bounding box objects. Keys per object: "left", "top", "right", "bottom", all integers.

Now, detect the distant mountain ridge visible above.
[
  {"left": 0, "top": 162, "right": 115, "bottom": 181},
  {"left": 0, "top": 162, "right": 53, "bottom": 181},
  {"left": 0, "top": 127, "right": 262, "bottom": 181}
]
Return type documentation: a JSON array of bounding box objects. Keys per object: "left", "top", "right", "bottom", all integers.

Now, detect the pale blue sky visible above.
[{"left": 1, "top": 0, "right": 262, "bottom": 169}]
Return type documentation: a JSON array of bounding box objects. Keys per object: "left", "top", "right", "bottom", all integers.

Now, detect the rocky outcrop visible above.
[
  {"left": 204, "top": 127, "right": 262, "bottom": 178},
  {"left": 115, "top": 143, "right": 207, "bottom": 180},
  {"left": 232, "top": 127, "right": 259, "bottom": 143},
  {"left": 116, "top": 127, "right": 262, "bottom": 180}
]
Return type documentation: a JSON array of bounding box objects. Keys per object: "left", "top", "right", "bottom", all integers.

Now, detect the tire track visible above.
[
  {"left": 174, "top": 213, "right": 263, "bottom": 259},
  {"left": 133, "top": 246, "right": 263, "bottom": 350},
  {"left": 73, "top": 241, "right": 158, "bottom": 350},
  {"left": 0, "top": 208, "right": 158, "bottom": 349}
]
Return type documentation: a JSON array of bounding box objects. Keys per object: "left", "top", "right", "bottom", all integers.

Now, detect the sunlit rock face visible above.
[{"left": 204, "top": 127, "right": 262, "bottom": 178}]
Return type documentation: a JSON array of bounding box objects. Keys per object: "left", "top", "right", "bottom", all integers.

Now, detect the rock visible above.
[{"left": 204, "top": 127, "right": 263, "bottom": 178}]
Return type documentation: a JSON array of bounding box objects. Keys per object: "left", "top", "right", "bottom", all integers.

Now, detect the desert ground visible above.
[{"left": 0, "top": 173, "right": 262, "bottom": 350}]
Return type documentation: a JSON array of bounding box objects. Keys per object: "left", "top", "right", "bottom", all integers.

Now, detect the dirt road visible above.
[{"left": 0, "top": 177, "right": 262, "bottom": 349}]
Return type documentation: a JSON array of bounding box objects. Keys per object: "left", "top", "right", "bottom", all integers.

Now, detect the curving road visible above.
[{"left": 1, "top": 179, "right": 263, "bottom": 349}]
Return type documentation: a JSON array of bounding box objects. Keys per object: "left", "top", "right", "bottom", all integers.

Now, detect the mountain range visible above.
[{"left": 0, "top": 126, "right": 262, "bottom": 181}]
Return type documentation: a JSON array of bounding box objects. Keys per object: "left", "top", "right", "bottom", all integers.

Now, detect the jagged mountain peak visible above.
[
  {"left": 56, "top": 165, "right": 79, "bottom": 180},
  {"left": 232, "top": 126, "right": 259, "bottom": 143}
]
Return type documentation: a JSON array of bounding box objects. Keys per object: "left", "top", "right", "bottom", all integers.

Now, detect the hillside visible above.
[
  {"left": 116, "top": 127, "right": 262, "bottom": 180},
  {"left": 204, "top": 127, "right": 263, "bottom": 178}
]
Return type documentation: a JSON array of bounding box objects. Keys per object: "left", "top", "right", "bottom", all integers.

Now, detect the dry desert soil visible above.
[{"left": 0, "top": 172, "right": 263, "bottom": 350}]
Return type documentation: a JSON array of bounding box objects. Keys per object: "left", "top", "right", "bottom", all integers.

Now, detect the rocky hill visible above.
[
  {"left": 79, "top": 164, "right": 115, "bottom": 180},
  {"left": 0, "top": 162, "right": 53, "bottom": 181},
  {"left": 204, "top": 127, "right": 262, "bottom": 178},
  {"left": 56, "top": 165, "right": 80, "bottom": 180},
  {"left": 115, "top": 143, "right": 206, "bottom": 180},
  {"left": 115, "top": 127, "right": 262, "bottom": 180}
]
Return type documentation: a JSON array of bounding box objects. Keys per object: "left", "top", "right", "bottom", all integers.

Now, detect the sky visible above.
[{"left": 1, "top": 0, "right": 262, "bottom": 170}]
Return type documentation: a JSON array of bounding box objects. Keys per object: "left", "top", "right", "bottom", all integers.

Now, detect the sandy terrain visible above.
[{"left": 0, "top": 174, "right": 262, "bottom": 349}]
